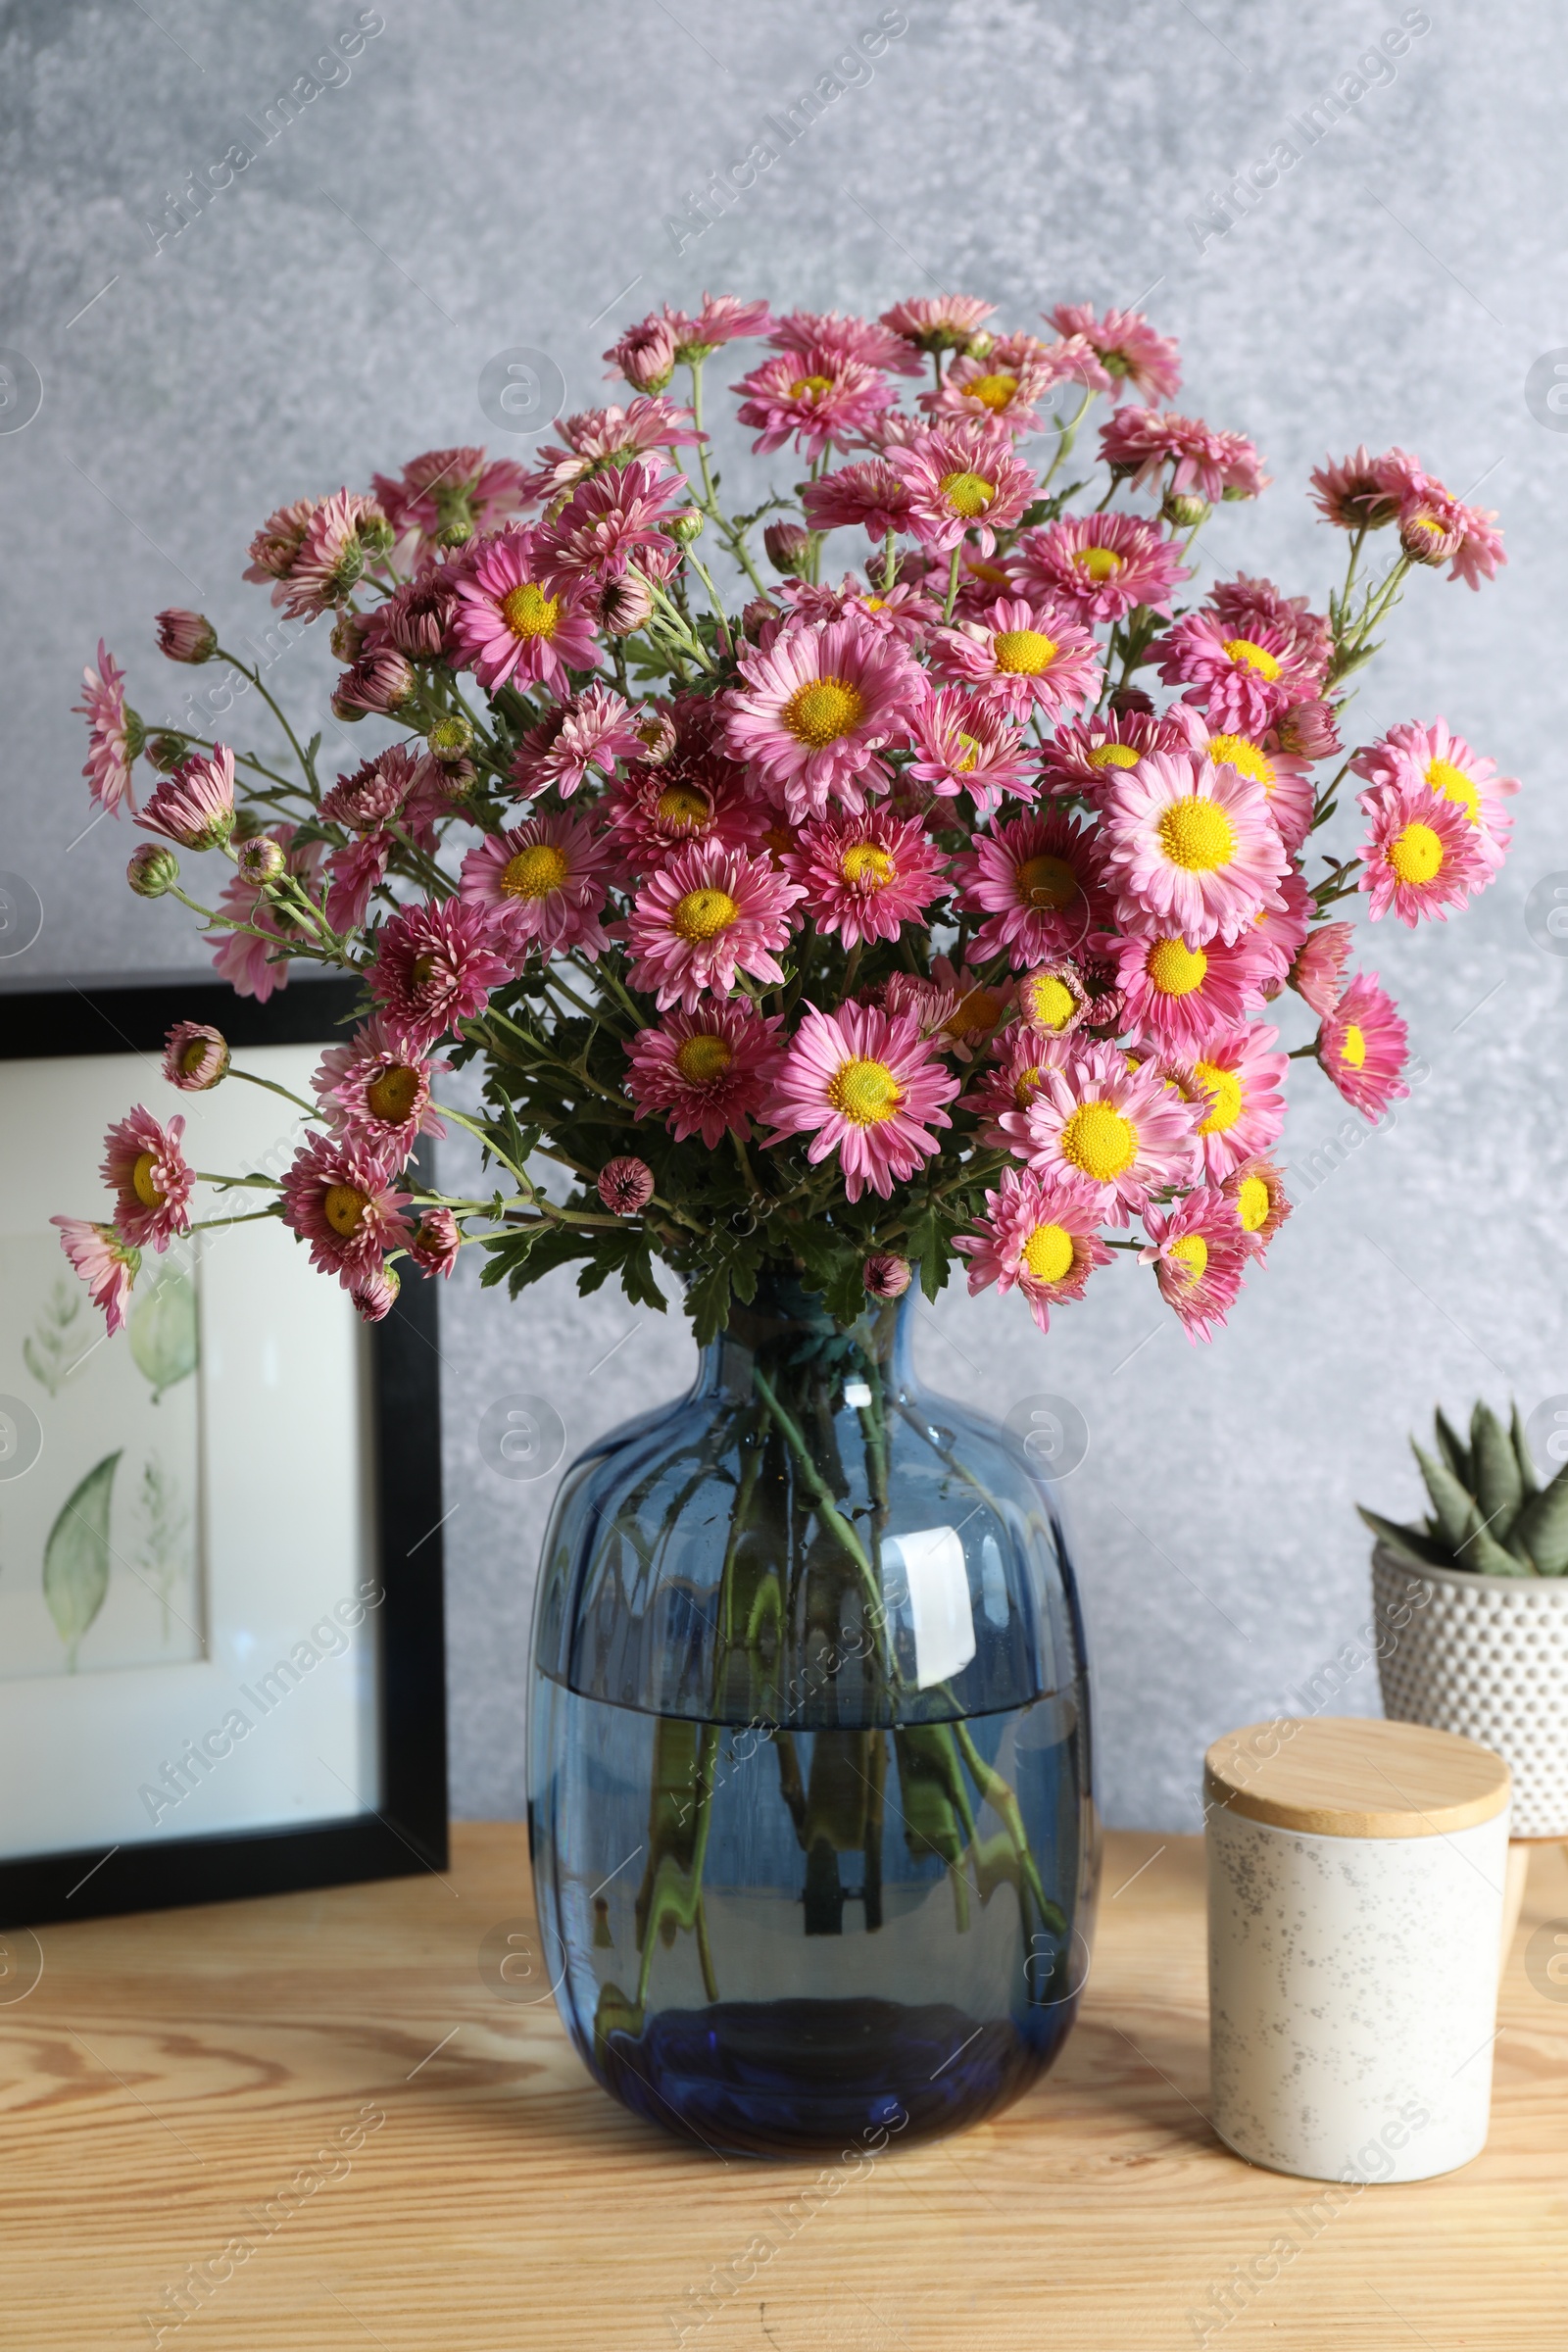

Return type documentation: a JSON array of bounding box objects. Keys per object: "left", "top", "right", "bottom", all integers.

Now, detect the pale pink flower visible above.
[
  {"left": 279, "top": 1134, "right": 414, "bottom": 1289},
  {"left": 537, "top": 455, "right": 688, "bottom": 582},
  {"left": 136, "top": 744, "right": 236, "bottom": 851},
  {"left": 519, "top": 398, "right": 704, "bottom": 502},
  {"left": 1289, "top": 921, "right": 1355, "bottom": 1018},
  {"left": 929, "top": 956, "right": 1015, "bottom": 1058},
  {"left": 923, "top": 352, "right": 1062, "bottom": 434},
  {"left": 155, "top": 608, "right": 218, "bottom": 664},
  {"left": 1356, "top": 780, "right": 1488, "bottom": 925},
  {"left": 952, "top": 811, "right": 1107, "bottom": 968},
  {"left": 1155, "top": 612, "right": 1314, "bottom": 735},
  {"left": 348, "top": 1261, "right": 401, "bottom": 1323},
  {"left": 1318, "top": 972, "right": 1409, "bottom": 1120},
  {"left": 1047, "top": 303, "right": 1182, "bottom": 403},
  {"left": 1004, "top": 1042, "right": 1198, "bottom": 1225},
  {"left": 368, "top": 899, "right": 514, "bottom": 1051},
  {"left": 1207, "top": 575, "right": 1332, "bottom": 684},
  {"left": 724, "top": 616, "right": 923, "bottom": 821},
  {"left": 771, "top": 309, "right": 923, "bottom": 374},
  {"left": 459, "top": 811, "right": 615, "bottom": 959},
  {"left": 244, "top": 496, "right": 318, "bottom": 588},
  {"left": 936, "top": 594, "right": 1102, "bottom": 721},
  {"left": 1097, "top": 925, "right": 1269, "bottom": 1057},
  {"left": 624, "top": 998, "right": 784, "bottom": 1148},
  {"left": 410, "top": 1206, "right": 461, "bottom": 1280},
  {"left": 605, "top": 757, "right": 770, "bottom": 873},
  {"left": 598, "top": 1156, "right": 655, "bottom": 1215},
  {"left": 1308, "top": 445, "right": 1422, "bottom": 530},
  {"left": 51, "top": 1217, "right": 140, "bottom": 1336},
  {"left": 665, "top": 294, "right": 775, "bottom": 359},
  {"left": 762, "top": 1004, "right": 959, "bottom": 1202},
  {"left": 1013, "top": 513, "right": 1189, "bottom": 622},
  {"left": 604, "top": 314, "right": 677, "bottom": 391},
  {"left": 324, "top": 832, "right": 392, "bottom": 931},
  {"left": 1247, "top": 863, "right": 1313, "bottom": 987},
  {"left": 1223, "top": 1154, "right": 1292, "bottom": 1255},
  {"left": 624, "top": 842, "right": 803, "bottom": 1012},
  {"left": 965, "top": 1024, "right": 1075, "bottom": 1149},
  {"left": 781, "top": 808, "right": 948, "bottom": 948},
  {"left": 1099, "top": 408, "right": 1267, "bottom": 502},
  {"left": 510, "top": 685, "right": 643, "bottom": 800},
  {"left": 775, "top": 575, "right": 941, "bottom": 649},
  {"left": 101, "top": 1105, "right": 194, "bottom": 1251},
  {"left": 1139, "top": 1190, "right": 1247, "bottom": 1343},
  {"left": 1038, "top": 708, "right": 1186, "bottom": 801},
  {"left": 1274, "top": 700, "right": 1343, "bottom": 762},
  {"left": 1350, "top": 717, "right": 1516, "bottom": 862},
  {"left": 320, "top": 746, "right": 417, "bottom": 833},
  {"left": 75, "top": 642, "right": 142, "bottom": 813},
  {"left": 1014, "top": 962, "right": 1091, "bottom": 1039},
  {"left": 313, "top": 1015, "right": 447, "bottom": 1156},
  {"left": 368, "top": 446, "right": 527, "bottom": 553},
  {"left": 906, "top": 685, "right": 1036, "bottom": 813},
  {"left": 1168, "top": 708, "right": 1317, "bottom": 855},
  {"left": 1100, "top": 752, "right": 1288, "bottom": 947},
  {"left": 1396, "top": 484, "right": 1506, "bottom": 587},
  {"left": 883, "top": 422, "right": 1036, "bottom": 556},
  {"left": 732, "top": 348, "right": 896, "bottom": 459},
  {"left": 449, "top": 528, "right": 601, "bottom": 693},
  {"left": 878, "top": 295, "right": 996, "bottom": 356},
  {"left": 162, "top": 1021, "right": 229, "bottom": 1092},
  {"left": 277, "top": 490, "right": 389, "bottom": 619},
  {"left": 1169, "top": 1020, "right": 1288, "bottom": 1182},
  {"left": 864, "top": 1253, "right": 913, "bottom": 1298},
  {"left": 956, "top": 1165, "right": 1112, "bottom": 1334}
]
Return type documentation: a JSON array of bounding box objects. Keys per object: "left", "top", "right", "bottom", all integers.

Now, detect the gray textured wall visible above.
[{"left": 4, "top": 0, "right": 1564, "bottom": 1830}]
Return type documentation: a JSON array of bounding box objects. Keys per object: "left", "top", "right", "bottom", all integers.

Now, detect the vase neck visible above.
[{"left": 692, "top": 1270, "right": 916, "bottom": 1405}]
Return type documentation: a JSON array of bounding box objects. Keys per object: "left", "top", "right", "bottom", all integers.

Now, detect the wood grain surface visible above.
[
  {"left": 1204, "top": 1715, "right": 1513, "bottom": 1838},
  {"left": 3, "top": 1825, "right": 1566, "bottom": 2351}
]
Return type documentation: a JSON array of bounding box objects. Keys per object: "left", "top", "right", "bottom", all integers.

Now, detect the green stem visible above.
[{"left": 214, "top": 647, "right": 318, "bottom": 793}]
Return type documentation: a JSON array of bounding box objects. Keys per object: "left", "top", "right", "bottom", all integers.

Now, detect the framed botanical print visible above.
[{"left": 0, "top": 974, "right": 447, "bottom": 1927}]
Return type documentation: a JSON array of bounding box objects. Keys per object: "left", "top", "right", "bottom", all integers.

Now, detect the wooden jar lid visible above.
[{"left": 1204, "top": 1716, "right": 1511, "bottom": 1839}]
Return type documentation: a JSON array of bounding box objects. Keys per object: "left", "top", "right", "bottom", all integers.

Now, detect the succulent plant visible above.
[{"left": 1360, "top": 1400, "right": 1568, "bottom": 1577}]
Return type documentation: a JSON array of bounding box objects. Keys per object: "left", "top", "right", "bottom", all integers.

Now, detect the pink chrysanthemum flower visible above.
[
  {"left": 537, "top": 456, "right": 688, "bottom": 583},
  {"left": 1155, "top": 612, "right": 1314, "bottom": 735},
  {"left": 864, "top": 1252, "right": 913, "bottom": 1298},
  {"left": 1357, "top": 781, "right": 1488, "bottom": 927},
  {"left": 519, "top": 397, "right": 704, "bottom": 503},
  {"left": 410, "top": 1206, "right": 461, "bottom": 1280},
  {"left": 1169, "top": 709, "right": 1316, "bottom": 855},
  {"left": 313, "top": 1015, "right": 447, "bottom": 1157},
  {"left": 665, "top": 293, "right": 775, "bottom": 360},
  {"left": 510, "top": 685, "right": 643, "bottom": 801},
  {"left": 449, "top": 527, "right": 601, "bottom": 692},
  {"left": 598, "top": 1156, "right": 656, "bottom": 1215},
  {"left": 136, "top": 744, "right": 236, "bottom": 852},
  {"left": 1100, "top": 752, "right": 1288, "bottom": 947},
  {"left": 1167, "top": 1020, "right": 1288, "bottom": 1183},
  {"left": 1139, "top": 1190, "right": 1248, "bottom": 1344},
  {"left": 1289, "top": 921, "right": 1355, "bottom": 1018},
  {"left": 770, "top": 308, "right": 923, "bottom": 374},
  {"left": 51, "top": 1217, "right": 140, "bottom": 1336},
  {"left": 324, "top": 833, "right": 392, "bottom": 931},
  {"left": 1038, "top": 708, "right": 1185, "bottom": 802},
  {"left": 280, "top": 1134, "right": 415, "bottom": 1288},
  {"left": 276, "top": 490, "right": 389, "bottom": 619},
  {"left": 333, "top": 647, "right": 415, "bottom": 718},
  {"left": 879, "top": 295, "right": 997, "bottom": 356},
  {"left": 75, "top": 641, "right": 143, "bottom": 813},
  {"left": 604, "top": 314, "right": 677, "bottom": 391},
  {"left": 732, "top": 348, "right": 895, "bottom": 460},
  {"left": 1047, "top": 303, "right": 1182, "bottom": 403},
  {"left": 1396, "top": 484, "right": 1506, "bottom": 588},
  {"left": 1308, "top": 445, "right": 1423, "bottom": 530},
  {"left": 368, "top": 899, "right": 514, "bottom": 1052},
  {"left": 244, "top": 496, "right": 319, "bottom": 591},
  {"left": 210, "top": 825, "right": 321, "bottom": 1002},
  {"left": 459, "top": 810, "right": 615, "bottom": 960},
  {"left": 163, "top": 1021, "right": 229, "bottom": 1092},
  {"left": 1350, "top": 716, "right": 1516, "bottom": 863},
  {"left": 368, "top": 446, "right": 526, "bottom": 553},
  {"left": 1247, "top": 864, "right": 1313, "bottom": 987},
  {"left": 724, "top": 617, "right": 923, "bottom": 821},
  {"left": 155, "top": 608, "right": 218, "bottom": 664},
  {"left": 923, "top": 352, "right": 1062, "bottom": 435},
  {"left": 782, "top": 808, "right": 948, "bottom": 948},
  {"left": 953, "top": 811, "right": 1107, "bottom": 968},
  {"left": 1207, "top": 575, "right": 1332, "bottom": 685},
  {"left": 936, "top": 594, "right": 1102, "bottom": 721},
  {"left": 101, "top": 1105, "right": 194, "bottom": 1251},
  {"left": 929, "top": 956, "right": 1016, "bottom": 1059},
  {"left": 1013, "top": 513, "right": 1189, "bottom": 622},
  {"left": 1015, "top": 962, "right": 1091, "bottom": 1038},
  {"left": 1098, "top": 926, "right": 1269, "bottom": 1057},
  {"left": 624, "top": 998, "right": 784, "bottom": 1148},
  {"left": 884, "top": 422, "right": 1036, "bottom": 557},
  {"left": 1273, "top": 700, "right": 1343, "bottom": 762},
  {"left": 956, "top": 1166, "right": 1112, "bottom": 1334},
  {"left": 905, "top": 685, "right": 1036, "bottom": 814},
  {"left": 1318, "top": 972, "right": 1409, "bottom": 1120},
  {"left": 802, "top": 459, "right": 916, "bottom": 544},
  {"left": 776, "top": 575, "right": 941, "bottom": 651},
  {"left": 965, "top": 1024, "right": 1074, "bottom": 1150},
  {"left": 1004, "top": 1042, "right": 1198, "bottom": 1225},
  {"left": 1100, "top": 408, "right": 1267, "bottom": 502},
  {"left": 347, "top": 1261, "right": 401, "bottom": 1324},
  {"left": 368, "top": 569, "right": 461, "bottom": 661},
  {"left": 625, "top": 842, "right": 803, "bottom": 1012},
  {"left": 1223, "top": 1154, "right": 1292, "bottom": 1257},
  {"left": 763, "top": 1004, "right": 959, "bottom": 1202},
  {"left": 319, "top": 745, "right": 417, "bottom": 833},
  {"left": 605, "top": 757, "right": 770, "bottom": 873}
]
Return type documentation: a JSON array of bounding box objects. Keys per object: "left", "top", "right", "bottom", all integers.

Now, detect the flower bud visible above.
[
  {"left": 763, "top": 521, "right": 812, "bottom": 575},
  {"left": 965, "top": 330, "right": 995, "bottom": 361},
  {"left": 863, "top": 1252, "right": 911, "bottom": 1300},
  {"left": 163, "top": 1020, "right": 229, "bottom": 1092},
  {"left": 741, "top": 596, "right": 780, "bottom": 642},
  {"left": 144, "top": 732, "right": 189, "bottom": 773},
  {"left": 597, "top": 1156, "right": 655, "bottom": 1216},
  {"left": 359, "top": 511, "right": 395, "bottom": 561},
  {"left": 661, "top": 509, "right": 705, "bottom": 546},
  {"left": 330, "top": 611, "right": 370, "bottom": 662},
  {"left": 1107, "top": 685, "right": 1155, "bottom": 716},
  {"left": 598, "top": 572, "right": 655, "bottom": 636},
  {"left": 426, "top": 712, "right": 474, "bottom": 764},
  {"left": 230, "top": 804, "right": 269, "bottom": 842},
  {"left": 127, "top": 843, "right": 179, "bottom": 897},
  {"left": 1397, "top": 504, "right": 1460, "bottom": 565},
  {"left": 1161, "top": 491, "right": 1210, "bottom": 528},
  {"left": 333, "top": 649, "right": 416, "bottom": 720},
  {"left": 631, "top": 708, "right": 678, "bottom": 765},
  {"left": 235, "top": 835, "right": 287, "bottom": 886},
  {"left": 1220, "top": 483, "right": 1254, "bottom": 503},
  {"left": 155, "top": 609, "right": 218, "bottom": 664},
  {"left": 349, "top": 1261, "right": 401, "bottom": 1323}
]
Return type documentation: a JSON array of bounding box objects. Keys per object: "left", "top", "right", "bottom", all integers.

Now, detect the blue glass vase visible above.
[{"left": 527, "top": 1272, "right": 1097, "bottom": 2156}]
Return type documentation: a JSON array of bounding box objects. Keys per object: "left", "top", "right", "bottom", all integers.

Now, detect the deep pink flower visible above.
[
  {"left": 905, "top": 686, "right": 1036, "bottom": 814},
  {"left": 1248, "top": 863, "right": 1314, "bottom": 987},
  {"left": 75, "top": 642, "right": 142, "bottom": 813},
  {"left": 1308, "top": 445, "right": 1423, "bottom": 530},
  {"left": 771, "top": 309, "right": 923, "bottom": 374},
  {"left": 410, "top": 1206, "right": 461, "bottom": 1280},
  {"left": 665, "top": 294, "right": 775, "bottom": 359},
  {"left": 368, "top": 899, "right": 514, "bottom": 1050},
  {"left": 1003, "top": 1041, "right": 1198, "bottom": 1226},
  {"left": 928, "top": 956, "right": 1016, "bottom": 1058},
  {"left": 956, "top": 1166, "right": 1112, "bottom": 1334},
  {"left": 952, "top": 811, "right": 1107, "bottom": 968},
  {"left": 162, "top": 1021, "right": 229, "bottom": 1092},
  {"left": 51, "top": 1217, "right": 140, "bottom": 1336},
  {"left": 1013, "top": 513, "right": 1189, "bottom": 622},
  {"left": 624, "top": 998, "right": 784, "bottom": 1148},
  {"left": 324, "top": 832, "right": 392, "bottom": 930},
  {"left": 732, "top": 348, "right": 896, "bottom": 459},
  {"left": 459, "top": 811, "right": 615, "bottom": 959},
  {"left": 1207, "top": 575, "right": 1332, "bottom": 685},
  {"left": 368, "top": 446, "right": 527, "bottom": 554},
  {"left": 1139, "top": 1189, "right": 1248, "bottom": 1343},
  {"left": 449, "top": 527, "right": 601, "bottom": 692},
  {"left": 802, "top": 460, "right": 916, "bottom": 543},
  {"left": 1155, "top": 612, "right": 1314, "bottom": 735},
  {"left": 782, "top": 808, "right": 948, "bottom": 947},
  {"left": 923, "top": 352, "right": 1063, "bottom": 435},
  {"left": 1099, "top": 408, "right": 1267, "bottom": 502},
  {"left": 1223, "top": 1155, "right": 1292, "bottom": 1256},
  {"left": 538, "top": 456, "right": 688, "bottom": 583},
  {"left": 368, "top": 569, "right": 461, "bottom": 661},
  {"left": 884, "top": 422, "right": 1036, "bottom": 556},
  {"left": 1289, "top": 921, "right": 1355, "bottom": 1018},
  {"left": 1098, "top": 925, "right": 1270, "bottom": 1057},
  {"left": 1169, "top": 1020, "right": 1289, "bottom": 1182},
  {"left": 763, "top": 1004, "right": 959, "bottom": 1202},
  {"left": 1038, "top": 708, "right": 1187, "bottom": 801},
  {"left": 1396, "top": 485, "right": 1506, "bottom": 587},
  {"left": 1047, "top": 303, "right": 1182, "bottom": 403},
  {"left": 519, "top": 398, "right": 704, "bottom": 502},
  {"left": 878, "top": 295, "right": 997, "bottom": 356},
  {"left": 1356, "top": 780, "right": 1488, "bottom": 926},
  {"left": 1350, "top": 717, "right": 1516, "bottom": 863},
  {"left": 598, "top": 1156, "right": 655, "bottom": 1215},
  {"left": 276, "top": 490, "right": 389, "bottom": 619},
  {"left": 101, "top": 1105, "right": 194, "bottom": 1251},
  {"left": 1100, "top": 751, "right": 1288, "bottom": 947},
  {"left": 864, "top": 1252, "right": 913, "bottom": 1298},
  {"left": 625, "top": 842, "right": 802, "bottom": 1012},
  {"left": 313, "top": 1015, "right": 447, "bottom": 1157},
  {"left": 320, "top": 746, "right": 417, "bottom": 833},
  {"left": 510, "top": 685, "right": 643, "bottom": 800},
  {"left": 936, "top": 594, "right": 1102, "bottom": 721},
  {"left": 155, "top": 608, "right": 218, "bottom": 664},
  {"left": 1273, "top": 700, "right": 1343, "bottom": 763},
  {"left": 347, "top": 1261, "right": 401, "bottom": 1323},
  {"left": 279, "top": 1134, "right": 414, "bottom": 1288},
  {"left": 605, "top": 756, "right": 770, "bottom": 873},
  {"left": 1318, "top": 972, "right": 1409, "bottom": 1119},
  {"left": 965, "top": 1024, "right": 1075, "bottom": 1149},
  {"left": 136, "top": 744, "right": 236, "bottom": 851},
  {"left": 724, "top": 616, "right": 924, "bottom": 821}
]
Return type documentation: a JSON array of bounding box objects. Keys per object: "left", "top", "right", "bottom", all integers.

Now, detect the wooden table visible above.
[{"left": 5, "top": 1826, "right": 1566, "bottom": 2351}]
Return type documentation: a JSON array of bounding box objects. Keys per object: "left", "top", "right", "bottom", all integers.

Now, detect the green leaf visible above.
[
  {"left": 1409, "top": 1443, "right": 1472, "bottom": 1552},
  {"left": 1471, "top": 1402, "right": 1522, "bottom": 1534},
  {"left": 1511, "top": 1401, "right": 1540, "bottom": 1497},
  {"left": 478, "top": 1223, "right": 595, "bottom": 1298},
  {"left": 1456, "top": 1509, "right": 1533, "bottom": 1577},
  {"left": 687, "top": 1261, "right": 733, "bottom": 1348},
  {"left": 127, "top": 1270, "right": 198, "bottom": 1402},
  {"left": 1512, "top": 1462, "right": 1568, "bottom": 1575},
  {"left": 44, "top": 1450, "right": 121, "bottom": 1669},
  {"left": 1356, "top": 1505, "right": 1450, "bottom": 1569}
]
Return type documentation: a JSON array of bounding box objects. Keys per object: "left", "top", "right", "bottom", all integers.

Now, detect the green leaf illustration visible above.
[
  {"left": 127, "top": 1269, "right": 198, "bottom": 1402},
  {"left": 43, "top": 1449, "right": 121, "bottom": 1670},
  {"left": 22, "top": 1277, "right": 92, "bottom": 1399}
]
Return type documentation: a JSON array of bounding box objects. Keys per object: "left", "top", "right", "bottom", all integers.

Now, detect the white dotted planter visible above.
[{"left": 1372, "top": 1544, "right": 1568, "bottom": 1840}]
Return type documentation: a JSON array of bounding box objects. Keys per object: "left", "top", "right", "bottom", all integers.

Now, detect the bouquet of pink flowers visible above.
[{"left": 60, "top": 289, "right": 1511, "bottom": 1348}]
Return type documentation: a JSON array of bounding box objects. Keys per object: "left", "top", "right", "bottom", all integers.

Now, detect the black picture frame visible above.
[{"left": 0, "top": 971, "right": 448, "bottom": 1928}]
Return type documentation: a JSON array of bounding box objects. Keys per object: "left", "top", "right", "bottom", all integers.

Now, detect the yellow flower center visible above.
[
  {"left": 826, "top": 1056, "right": 904, "bottom": 1125},
  {"left": 501, "top": 844, "right": 568, "bottom": 899},
  {"left": 1340, "top": 1023, "right": 1367, "bottom": 1070},
  {"left": 1236, "top": 1174, "right": 1271, "bottom": 1233},
  {"left": 1168, "top": 1233, "right": 1208, "bottom": 1283},
  {"left": 179, "top": 1038, "right": 212, "bottom": 1076},
  {"left": 1206, "top": 732, "right": 1275, "bottom": 792},
  {"left": 499, "top": 581, "right": 560, "bottom": 640},
  {"left": 671, "top": 887, "right": 740, "bottom": 942},
  {"left": 1157, "top": 797, "right": 1237, "bottom": 872},
  {"left": 1012, "top": 1064, "right": 1045, "bottom": 1107},
  {"left": 323, "top": 1183, "right": 369, "bottom": 1238},
  {"left": 1073, "top": 546, "right": 1124, "bottom": 582},
  {"left": 130, "top": 1152, "right": 165, "bottom": 1209},
  {"left": 789, "top": 373, "right": 835, "bottom": 399},
  {"left": 992, "top": 628, "right": 1057, "bottom": 677},
  {"left": 410, "top": 953, "right": 437, "bottom": 988},
  {"left": 945, "top": 986, "right": 1004, "bottom": 1037},
  {"left": 1145, "top": 936, "right": 1208, "bottom": 997},
  {"left": 861, "top": 596, "right": 887, "bottom": 612},
  {"left": 1386, "top": 820, "right": 1444, "bottom": 886},
  {"left": 1022, "top": 973, "right": 1078, "bottom": 1030},
  {"left": 1088, "top": 743, "right": 1141, "bottom": 770},
  {"left": 938, "top": 468, "right": 996, "bottom": 517},
  {"left": 782, "top": 675, "right": 864, "bottom": 748},
  {"left": 1016, "top": 854, "right": 1079, "bottom": 908},
  {"left": 1222, "top": 636, "right": 1280, "bottom": 680},
  {"left": 675, "top": 1033, "right": 734, "bottom": 1084},
  {"left": 1059, "top": 1100, "right": 1137, "bottom": 1182},
  {"left": 655, "top": 783, "right": 711, "bottom": 830},
  {"left": 1022, "top": 1222, "right": 1075, "bottom": 1283},
  {"left": 366, "top": 1064, "right": 420, "bottom": 1124},
  {"left": 1192, "top": 1059, "right": 1243, "bottom": 1135},
  {"left": 1425, "top": 757, "right": 1480, "bottom": 823},
  {"left": 955, "top": 732, "right": 981, "bottom": 772},
  {"left": 965, "top": 371, "right": 1019, "bottom": 412},
  {"left": 840, "top": 843, "right": 897, "bottom": 889}
]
